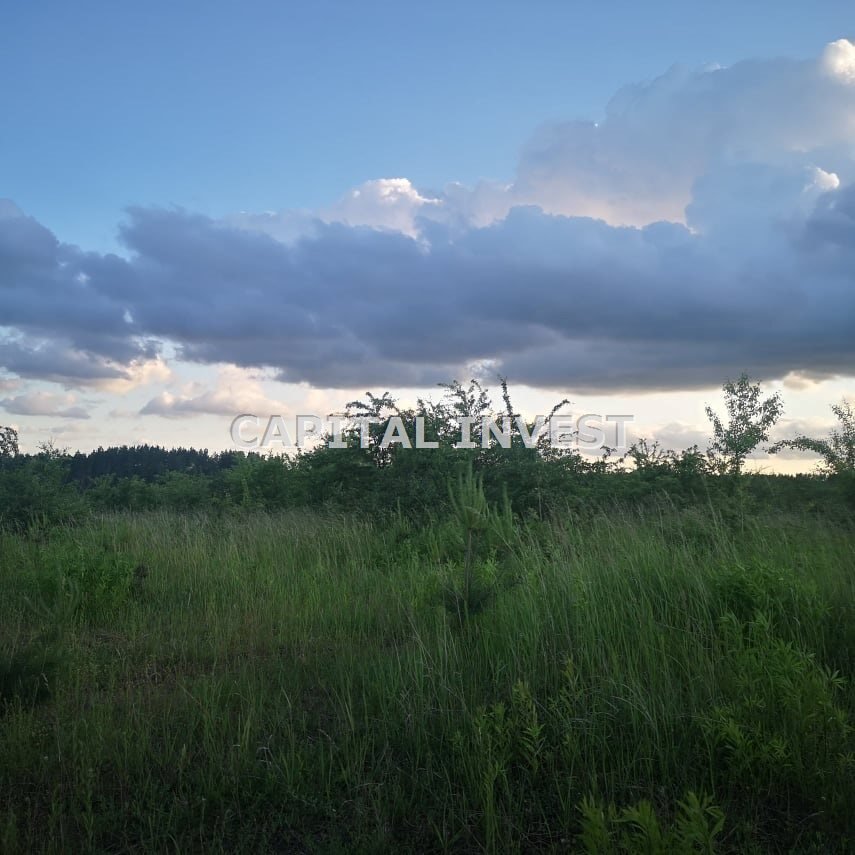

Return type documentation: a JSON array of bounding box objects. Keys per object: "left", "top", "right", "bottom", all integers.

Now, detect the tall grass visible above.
[{"left": 1, "top": 505, "right": 853, "bottom": 852}]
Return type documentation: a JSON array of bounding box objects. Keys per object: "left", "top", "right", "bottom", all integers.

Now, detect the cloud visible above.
[
  {"left": 113, "top": 190, "right": 854, "bottom": 391},
  {"left": 47, "top": 421, "right": 93, "bottom": 436},
  {"left": 322, "top": 178, "right": 441, "bottom": 237},
  {"left": 1, "top": 41, "right": 855, "bottom": 395},
  {"left": 0, "top": 391, "right": 91, "bottom": 418},
  {"left": 0, "top": 338, "right": 135, "bottom": 385},
  {"left": 767, "top": 416, "right": 840, "bottom": 460},
  {"left": 513, "top": 46, "right": 855, "bottom": 226},
  {"left": 822, "top": 38, "right": 855, "bottom": 85},
  {"left": 139, "top": 369, "right": 290, "bottom": 419},
  {"left": 98, "top": 357, "right": 173, "bottom": 393},
  {"left": 140, "top": 390, "right": 236, "bottom": 418},
  {"left": 781, "top": 370, "right": 832, "bottom": 391},
  {"left": 229, "top": 178, "right": 443, "bottom": 244},
  {"left": 632, "top": 422, "right": 710, "bottom": 453}
]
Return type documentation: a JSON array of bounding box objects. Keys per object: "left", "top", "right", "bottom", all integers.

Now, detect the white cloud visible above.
[
  {"left": 326, "top": 178, "right": 441, "bottom": 236},
  {"left": 230, "top": 178, "right": 442, "bottom": 243},
  {"left": 821, "top": 38, "right": 855, "bottom": 85},
  {"left": 0, "top": 391, "right": 91, "bottom": 419},
  {"left": 98, "top": 357, "right": 173, "bottom": 394},
  {"left": 139, "top": 367, "right": 291, "bottom": 419},
  {"left": 808, "top": 166, "right": 841, "bottom": 193}
]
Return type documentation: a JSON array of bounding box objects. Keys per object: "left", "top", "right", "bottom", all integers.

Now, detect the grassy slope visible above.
[{"left": 1, "top": 507, "right": 854, "bottom": 853}]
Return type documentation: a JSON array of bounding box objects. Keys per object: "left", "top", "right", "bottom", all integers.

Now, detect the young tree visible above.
[
  {"left": 0, "top": 426, "right": 18, "bottom": 459},
  {"left": 770, "top": 398, "right": 855, "bottom": 475},
  {"left": 705, "top": 374, "right": 783, "bottom": 475}
]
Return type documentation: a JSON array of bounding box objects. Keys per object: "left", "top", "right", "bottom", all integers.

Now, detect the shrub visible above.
[{"left": 0, "top": 456, "right": 85, "bottom": 532}]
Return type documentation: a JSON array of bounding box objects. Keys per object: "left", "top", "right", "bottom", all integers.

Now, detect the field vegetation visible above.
[{"left": 1, "top": 377, "right": 854, "bottom": 852}]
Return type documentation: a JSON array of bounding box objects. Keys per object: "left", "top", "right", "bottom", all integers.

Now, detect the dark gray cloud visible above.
[
  {"left": 1, "top": 43, "right": 855, "bottom": 392},
  {"left": 0, "top": 182, "right": 854, "bottom": 392},
  {"left": 0, "top": 339, "right": 136, "bottom": 385},
  {"left": 0, "top": 202, "right": 156, "bottom": 385}
]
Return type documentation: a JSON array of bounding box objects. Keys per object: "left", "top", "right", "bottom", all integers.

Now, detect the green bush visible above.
[{"left": 0, "top": 456, "right": 85, "bottom": 532}]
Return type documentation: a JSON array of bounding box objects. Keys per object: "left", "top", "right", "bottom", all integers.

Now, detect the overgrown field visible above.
[{"left": 2, "top": 503, "right": 854, "bottom": 852}]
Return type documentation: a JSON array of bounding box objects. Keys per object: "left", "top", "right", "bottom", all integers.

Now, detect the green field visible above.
[{"left": 2, "top": 500, "right": 854, "bottom": 853}]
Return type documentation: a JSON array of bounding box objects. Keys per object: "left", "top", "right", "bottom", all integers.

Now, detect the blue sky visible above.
[
  {"left": 1, "top": 3, "right": 854, "bottom": 465},
  {"left": 3, "top": 1, "right": 852, "bottom": 250}
]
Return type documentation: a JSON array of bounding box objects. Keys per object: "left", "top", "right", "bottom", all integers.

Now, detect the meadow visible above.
[{"left": 2, "top": 496, "right": 854, "bottom": 853}]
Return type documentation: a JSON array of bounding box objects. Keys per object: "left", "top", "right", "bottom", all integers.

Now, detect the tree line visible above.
[{"left": 0, "top": 375, "right": 853, "bottom": 530}]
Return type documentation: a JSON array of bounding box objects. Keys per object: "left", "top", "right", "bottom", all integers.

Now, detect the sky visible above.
[{"left": 1, "top": 2, "right": 854, "bottom": 469}]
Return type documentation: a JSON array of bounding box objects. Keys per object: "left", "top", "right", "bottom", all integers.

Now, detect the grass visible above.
[{"left": 1, "top": 504, "right": 854, "bottom": 852}]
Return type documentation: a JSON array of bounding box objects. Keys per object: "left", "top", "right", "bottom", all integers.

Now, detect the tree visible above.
[
  {"left": 705, "top": 374, "right": 783, "bottom": 475},
  {"left": 770, "top": 398, "right": 855, "bottom": 475},
  {"left": 0, "top": 426, "right": 18, "bottom": 460}
]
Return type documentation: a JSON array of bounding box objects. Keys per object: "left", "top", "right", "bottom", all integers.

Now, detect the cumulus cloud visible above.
[
  {"left": 1, "top": 41, "right": 855, "bottom": 394},
  {"left": 98, "top": 357, "right": 173, "bottom": 394},
  {"left": 513, "top": 46, "right": 855, "bottom": 226},
  {"left": 229, "top": 178, "right": 443, "bottom": 243},
  {"left": 140, "top": 369, "right": 291, "bottom": 419},
  {"left": 140, "top": 390, "right": 238, "bottom": 418},
  {"left": 0, "top": 391, "right": 90, "bottom": 419},
  {"left": 822, "top": 38, "right": 855, "bottom": 84}
]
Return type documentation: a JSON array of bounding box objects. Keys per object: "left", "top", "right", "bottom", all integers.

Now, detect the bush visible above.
[{"left": 0, "top": 456, "right": 85, "bottom": 532}]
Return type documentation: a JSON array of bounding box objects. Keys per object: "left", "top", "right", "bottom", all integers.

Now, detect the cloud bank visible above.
[{"left": 2, "top": 41, "right": 855, "bottom": 393}]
